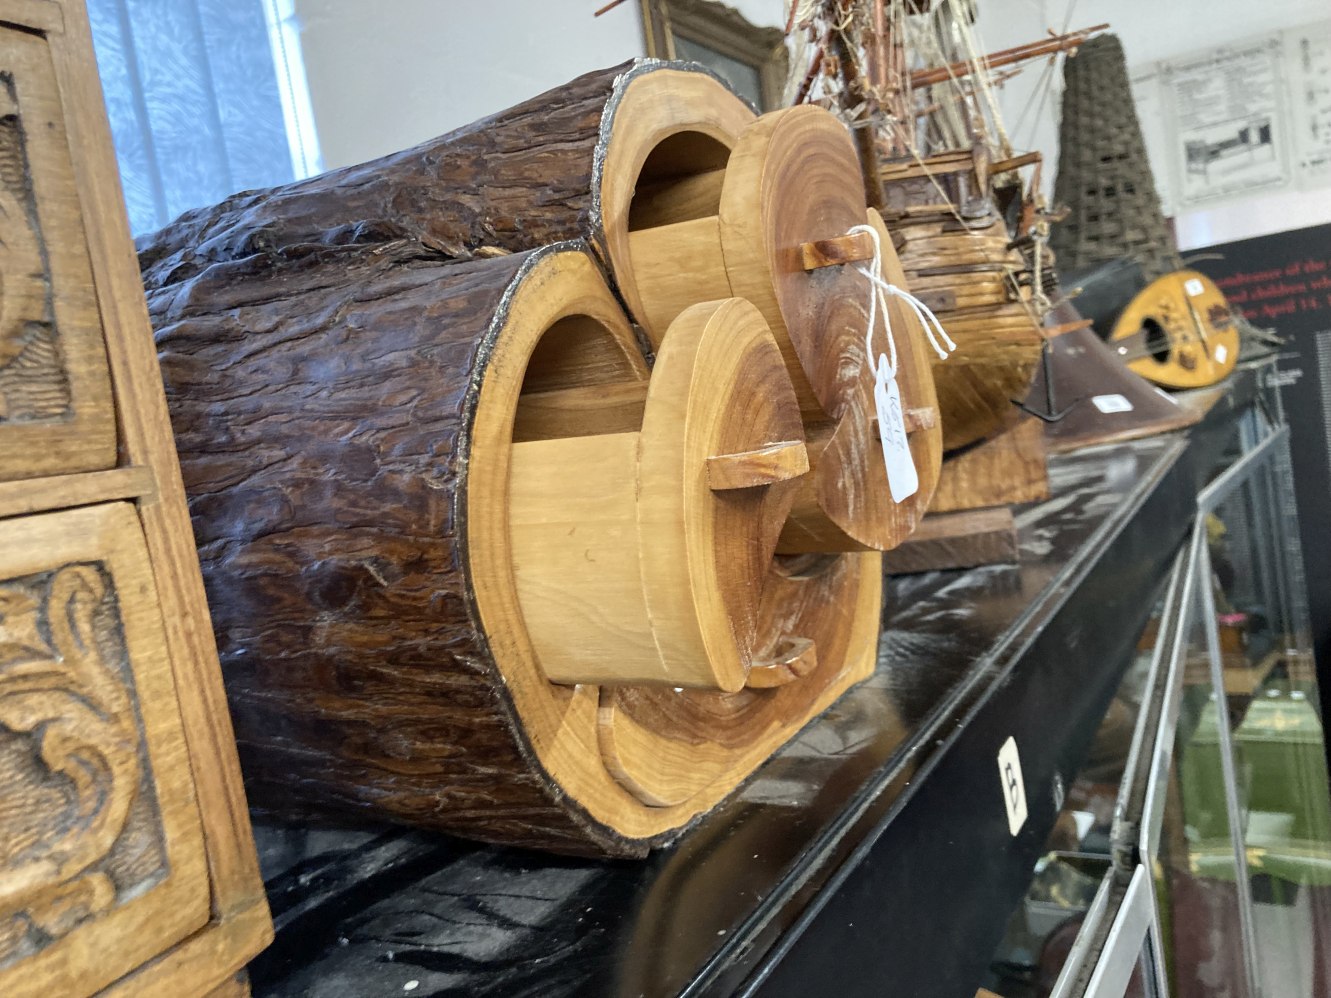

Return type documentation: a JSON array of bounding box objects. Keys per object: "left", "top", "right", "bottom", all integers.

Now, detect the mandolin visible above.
[{"left": 1107, "top": 269, "right": 1240, "bottom": 389}]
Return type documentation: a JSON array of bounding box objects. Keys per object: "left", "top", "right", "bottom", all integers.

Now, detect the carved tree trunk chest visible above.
[{"left": 0, "top": 0, "right": 271, "bottom": 994}]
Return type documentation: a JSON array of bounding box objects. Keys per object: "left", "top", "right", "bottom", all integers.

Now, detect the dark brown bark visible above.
[
  {"left": 151, "top": 242, "right": 655, "bottom": 857},
  {"left": 137, "top": 60, "right": 641, "bottom": 292}
]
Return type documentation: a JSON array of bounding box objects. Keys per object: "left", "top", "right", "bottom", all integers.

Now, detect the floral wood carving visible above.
[
  {"left": 0, "top": 564, "right": 166, "bottom": 968},
  {"left": 0, "top": 71, "right": 69, "bottom": 423}
]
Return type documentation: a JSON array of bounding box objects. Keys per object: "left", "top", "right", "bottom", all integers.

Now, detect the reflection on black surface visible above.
[
  {"left": 249, "top": 435, "right": 1193, "bottom": 998},
  {"left": 985, "top": 581, "right": 1165, "bottom": 997}
]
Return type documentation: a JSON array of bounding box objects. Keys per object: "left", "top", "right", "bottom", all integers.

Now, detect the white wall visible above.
[
  {"left": 293, "top": 0, "right": 650, "bottom": 169},
  {"left": 293, "top": 0, "right": 797, "bottom": 170},
  {"left": 973, "top": 0, "right": 1331, "bottom": 249},
  {"left": 723, "top": 0, "right": 783, "bottom": 29},
  {"left": 295, "top": 0, "right": 1330, "bottom": 249}
]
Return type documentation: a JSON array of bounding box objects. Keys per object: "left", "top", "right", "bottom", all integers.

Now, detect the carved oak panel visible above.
[
  {"left": 0, "top": 22, "right": 114, "bottom": 482},
  {"left": 0, "top": 562, "right": 167, "bottom": 968},
  {"left": 0, "top": 504, "right": 210, "bottom": 997}
]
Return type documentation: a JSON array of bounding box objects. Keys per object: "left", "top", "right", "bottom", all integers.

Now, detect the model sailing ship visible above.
[
  {"left": 783, "top": 1, "right": 1100, "bottom": 452},
  {"left": 783, "top": 1, "right": 1208, "bottom": 457}
]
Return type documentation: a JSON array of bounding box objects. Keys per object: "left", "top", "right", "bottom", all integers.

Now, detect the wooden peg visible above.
[
  {"left": 799, "top": 230, "right": 876, "bottom": 270},
  {"left": 904, "top": 406, "right": 938, "bottom": 433},
  {"left": 866, "top": 407, "right": 938, "bottom": 437},
  {"left": 706, "top": 440, "right": 808, "bottom": 491}
]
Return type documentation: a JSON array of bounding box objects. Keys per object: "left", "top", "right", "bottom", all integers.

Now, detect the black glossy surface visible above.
[{"left": 249, "top": 380, "right": 1252, "bottom": 998}]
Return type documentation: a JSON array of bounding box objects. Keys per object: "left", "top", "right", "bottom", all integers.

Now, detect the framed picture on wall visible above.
[{"left": 641, "top": 0, "right": 788, "bottom": 111}]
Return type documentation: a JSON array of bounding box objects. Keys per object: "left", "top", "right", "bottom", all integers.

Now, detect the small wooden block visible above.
[
  {"left": 913, "top": 288, "right": 956, "bottom": 312},
  {"left": 706, "top": 439, "right": 808, "bottom": 490},
  {"left": 799, "top": 231, "right": 876, "bottom": 270},
  {"left": 989, "top": 151, "right": 1042, "bottom": 174},
  {"left": 887, "top": 506, "right": 1018, "bottom": 575},
  {"left": 904, "top": 406, "right": 938, "bottom": 433}
]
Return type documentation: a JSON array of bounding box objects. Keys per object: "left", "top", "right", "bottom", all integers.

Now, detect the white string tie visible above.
[{"left": 847, "top": 223, "right": 957, "bottom": 368}]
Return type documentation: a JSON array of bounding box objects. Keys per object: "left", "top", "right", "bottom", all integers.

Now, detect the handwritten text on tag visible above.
[{"left": 874, "top": 364, "right": 918, "bottom": 503}]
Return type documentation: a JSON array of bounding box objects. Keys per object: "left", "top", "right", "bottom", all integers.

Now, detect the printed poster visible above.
[{"left": 1159, "top": 37, "right": 1290, "bottom": 207}]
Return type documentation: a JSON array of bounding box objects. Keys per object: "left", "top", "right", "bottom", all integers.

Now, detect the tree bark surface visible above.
[
  {"left": 152, "top": 243, "right": 661, "bottom": 857},
  {"left": 138, "top": 61, "right": 637, "bottom": 290}
]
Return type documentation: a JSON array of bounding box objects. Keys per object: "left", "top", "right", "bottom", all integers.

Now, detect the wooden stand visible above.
[
  {"left": 931, "top": 415, "right": 1050, "bottom": 513},
  {"left": 887, "top": 416, "right": 1047, "bottom": 574},
  {"left": 1024, "top": 301, "right": 1201, "bottom": 453}
]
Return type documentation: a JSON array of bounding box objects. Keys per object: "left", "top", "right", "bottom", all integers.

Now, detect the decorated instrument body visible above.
[{"left": 1107, "top": 270, "right": 1239, "bottom": 389}]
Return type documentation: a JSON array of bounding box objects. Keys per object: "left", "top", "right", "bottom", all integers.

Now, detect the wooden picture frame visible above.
[{"left": 641, "top": 0, "right": 788, "bottom": 111}]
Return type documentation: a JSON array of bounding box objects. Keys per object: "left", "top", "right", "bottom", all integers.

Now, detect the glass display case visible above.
[{"left": 989, "top": 398, "right": 1331, "bottom": 998}]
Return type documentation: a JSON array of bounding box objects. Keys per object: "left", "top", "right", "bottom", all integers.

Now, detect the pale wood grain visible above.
[
  {"left": 0, "top": 465, "right": 154, "bottom": 520},
  {"left": 598, "top": 71, "right": 753, "bottom": 337},
  {"left": 628, "top": 214, "right": 732, "bottom": 339},
  {"left": 512, "top": 379, "right": 647, "bottom": 441},
  {"left": 512, "top": 298, "right": 808, "bottom": 692},
  {"left": 0, "top": 504, "right": 210, "bottom": 998},
  {"left": 629, "top": 165, "right": 726, "bottom": 230},
  {"left": 930, "top": 415, "right": 1050, "bottom": 514}
]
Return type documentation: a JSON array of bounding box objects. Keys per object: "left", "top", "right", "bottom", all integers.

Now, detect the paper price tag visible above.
[
  {"left": 1092, "top": 393, "right": 1134, "bottom": 414},
  {"left": 997, "top": 736, "right": 1028, "bottom": 837},
  {"left": 874, "top": 364, "right": 918, "bottom": 503},
  {"left": 1184, "top": 278, "right": 1205, "bottom": 297}
]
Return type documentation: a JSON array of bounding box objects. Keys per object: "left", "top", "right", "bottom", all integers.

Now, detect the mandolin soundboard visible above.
[{"left": 1108, "top": 269, "right": 1241, "bottom": 389}]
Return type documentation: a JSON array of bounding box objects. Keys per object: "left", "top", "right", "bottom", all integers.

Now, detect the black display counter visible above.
[{"left": 247, "top": 374, "right": 1257, "bottom": 998}]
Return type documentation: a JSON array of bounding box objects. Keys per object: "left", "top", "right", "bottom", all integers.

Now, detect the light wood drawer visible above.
[
  {"left": 0, "top": 11, "right": 115, "bottom": 482},
  {"left": 0, "top": 501, "right": 210, "bottom": 996}
]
